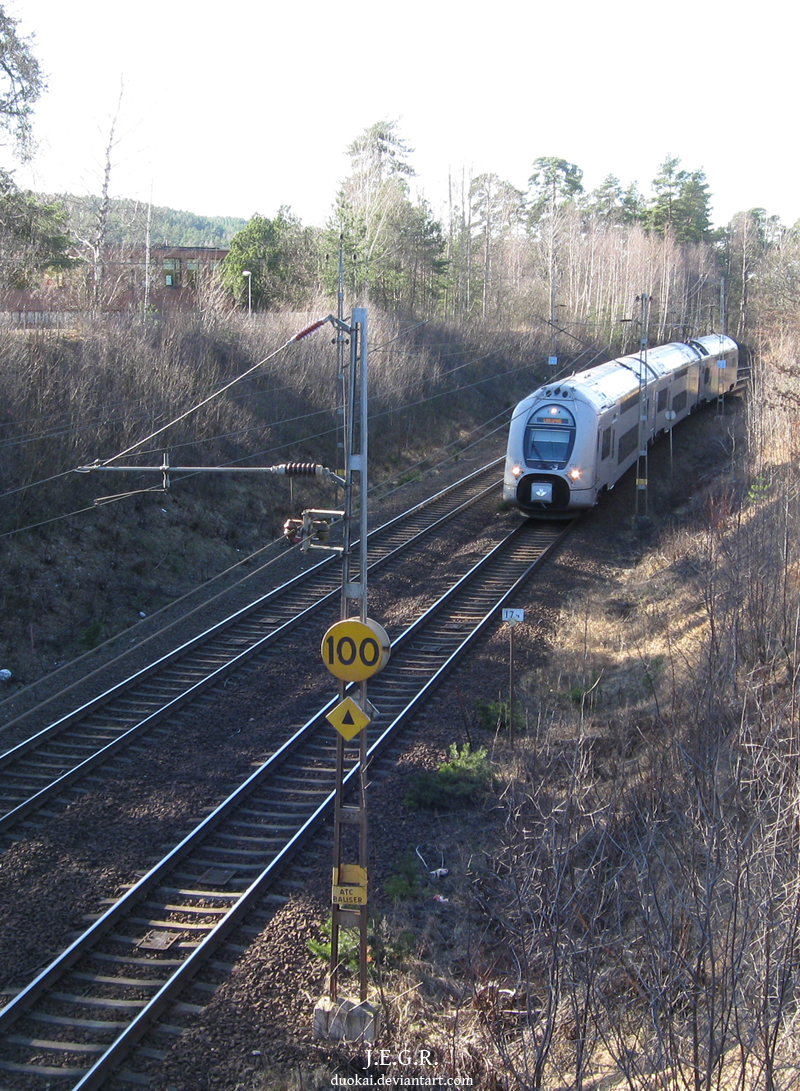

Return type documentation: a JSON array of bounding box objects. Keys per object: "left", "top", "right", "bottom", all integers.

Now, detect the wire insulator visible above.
[
  {"left": 292, "top": 318, "right": 329, "bottom": 342},
  {"left": 281, "top": 462, "right": 325, "bottom": 477}
]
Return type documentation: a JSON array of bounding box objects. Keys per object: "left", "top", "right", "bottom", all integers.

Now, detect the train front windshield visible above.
[{"left": 524, "top": 405, "right": 576, "bottom": 465}]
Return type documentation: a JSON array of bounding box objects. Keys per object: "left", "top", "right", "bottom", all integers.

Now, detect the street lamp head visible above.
[{"left": 242, "top": 270, "right": 251, "bottom": 277}]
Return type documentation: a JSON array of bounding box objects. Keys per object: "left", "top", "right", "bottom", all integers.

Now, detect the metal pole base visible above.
[{"left": 313, "top": 996, "right": 382, "bottom": 1042}]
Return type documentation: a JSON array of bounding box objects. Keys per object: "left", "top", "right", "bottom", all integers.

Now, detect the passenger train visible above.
[{"left": 504, "top": 334, "right": 739, "bottom": 516}]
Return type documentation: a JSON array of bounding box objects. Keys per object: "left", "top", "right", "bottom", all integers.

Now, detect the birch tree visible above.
[
  {"left": 469, "top": 172, "right": 523, "bottom": 318},
  {"left": 332, "top": 120, "right": 445, "bottom": 314}
]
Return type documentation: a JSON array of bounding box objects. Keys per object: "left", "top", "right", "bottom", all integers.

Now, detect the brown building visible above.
[
  {"left": 0, "top": 245, "right": 230, "bottom": 326},
  {"left": 98, "top": 244, "right": 230, "bottom": 311}
]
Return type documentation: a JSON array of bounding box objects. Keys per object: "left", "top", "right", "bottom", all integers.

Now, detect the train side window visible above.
[
  {"left": 617, "top": 425, "right": 638, "bottom": 465},
  {"left": 657, "top": 388, "right": 668, "bottom": 412},
  {"left": 703, "top": 366, "right": 710, "bottom": 384},
  {"left": 601, "top": 427, "right": 612, "bottom": 460},
  {"left": 619, "top": 390, "right": 640, "bottom": 415},
  {"left": 672, "top": 390, "right": 688, "bottom": 413}
]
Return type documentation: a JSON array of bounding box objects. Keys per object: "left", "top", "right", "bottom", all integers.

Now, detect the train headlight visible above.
[
  {"left": 568, "top": 468, "right": 581, "bottom": 481},
  {"left": 511, "top": 464, "right": 524, "bottom": 478}
]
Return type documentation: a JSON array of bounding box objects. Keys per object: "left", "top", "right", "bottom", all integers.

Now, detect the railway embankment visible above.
[
  {"left": 7, "top": 335, "right": 800, "bottom": 1090},
  {"left": 142, "top": 392, "right": 800, "bottom": 1090},
  {"left": 0, "top": 312, "right": 547, "bottom": 694}
]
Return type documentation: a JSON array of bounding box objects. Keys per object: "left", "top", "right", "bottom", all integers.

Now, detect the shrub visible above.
[
  {"left": 384, "top": 850, "right": 424, "bottom": 901},
  {"left": 307, "top": 917, "right": 359, "bottom": 975},
  {"left": 307, "top": 915, "right": 413, "bottom": 976},
  {"left": 404, "top": 743, "right": 494, "bottom": 811},
  {"left": 475, "top": 697, "right": 525, "bottom": 734}
]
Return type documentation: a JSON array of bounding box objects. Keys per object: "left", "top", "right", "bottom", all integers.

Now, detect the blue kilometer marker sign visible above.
[{"left": 502, "top": 609, "right": 525, "bottom": 625}]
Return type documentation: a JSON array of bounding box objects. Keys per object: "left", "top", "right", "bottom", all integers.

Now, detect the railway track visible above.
[
  {"left": 0, "top": 460, "right": 503, "bottom": 838},
  {"left": 0, "top": 516, "right": 572, "bottom": 1089}
]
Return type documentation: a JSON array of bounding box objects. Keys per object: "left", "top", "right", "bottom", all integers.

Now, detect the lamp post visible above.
[{"left": 242, "top": 270, "right": 252, "bottom": 316}]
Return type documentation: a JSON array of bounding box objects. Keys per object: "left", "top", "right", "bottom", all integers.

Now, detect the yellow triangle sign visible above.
[{"left": 326, "top": 696, "right": 371, "bottom": 741}]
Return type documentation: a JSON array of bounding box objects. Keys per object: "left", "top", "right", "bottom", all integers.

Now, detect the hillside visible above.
[
  {"left": 51, "top": 193, "right": 247, "bottom": 248},
  {"left": 237, "top": 362, "right": 800, "bottom": 1091},
  {"left": 0, "top": 310, "right": 550, "bottom": 688},
  {"left": 3, "top": 300, "right": 800, "bottom": 1086}
]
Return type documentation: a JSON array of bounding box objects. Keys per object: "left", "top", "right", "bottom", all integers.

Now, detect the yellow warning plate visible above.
[
  {"left": 332, "top": 885, "right": 368, "bottom": 907},
  {"left": 326, "top": 696, "right": 371, "bottom": 740}
]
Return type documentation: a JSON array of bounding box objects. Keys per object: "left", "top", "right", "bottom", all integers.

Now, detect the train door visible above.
[
  {"left": 597, "top": 415, "right": 614, "bottom": 490},
  {"left": 656, "top": 384, "right": 669, "bottom": 431},
  {"left": 701, "top": 365, "right": 712, "bottom": 403},
  {"left": 688, "top": 360, "right": 701, "bottom": 408}
]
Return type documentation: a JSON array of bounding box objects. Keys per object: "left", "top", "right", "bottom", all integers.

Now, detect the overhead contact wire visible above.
[{"left": 95, "top": 317, "right": 331, "bottom": 467}]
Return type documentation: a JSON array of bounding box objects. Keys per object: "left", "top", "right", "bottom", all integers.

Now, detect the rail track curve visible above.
[
  {"left": 0, "top": 516, "right": 572, "bottom": 1089},
  {"left": 0, "top": 460, "right": 503, "bottom": 838}
]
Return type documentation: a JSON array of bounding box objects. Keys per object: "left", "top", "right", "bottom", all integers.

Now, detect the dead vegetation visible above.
[
  {"left": 307, "top": 345, "right": 800, "bottom": 1090},
  {"left": 3, "top": 297, "right": 800, "bottom": 1087},
  {"left": 0, "top": 310, "right": 545, "bottom": 683}
]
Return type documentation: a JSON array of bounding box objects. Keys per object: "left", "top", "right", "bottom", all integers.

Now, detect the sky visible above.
[{"left": 7, "top": 0, "right": 798, "bottom": 232}]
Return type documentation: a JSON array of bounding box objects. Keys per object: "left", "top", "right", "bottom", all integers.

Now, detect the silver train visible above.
[{"left": 503, "top": 334, "right": 739, "bottom": 516}]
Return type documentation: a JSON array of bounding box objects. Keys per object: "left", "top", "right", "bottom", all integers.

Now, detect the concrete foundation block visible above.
[{"left": 313, "top": 996, "right": 381, "bottom": 1042}]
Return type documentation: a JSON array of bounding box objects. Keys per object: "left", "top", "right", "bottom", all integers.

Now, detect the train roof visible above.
[
  {"left": 571, "top": 343, "right": 694, "bottom": 408},
  {"left": 517, "top": 336, "right": 737, "bottom": 414},
  {"left": 689, "top": 333, "right": 738, "bottom": 356},
  {"left": 551, "top": 337, "right": 736, "bottom": 411}
]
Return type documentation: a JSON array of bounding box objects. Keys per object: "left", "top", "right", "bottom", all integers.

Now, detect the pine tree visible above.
[
  {"left": 330, "top": 120, "right": 445, "bottom": 314},
  {"left": 221, "top": 208, "right": 319, "bottom": 309},
  {"left": 646, "top": 155, "right": 713, "bottom": 244},
  {"left": 525, "top": 157, "right": 583, "bottom": 229},
  {"left": 0, "top": 5, "right": 44, "bottom": 159}
]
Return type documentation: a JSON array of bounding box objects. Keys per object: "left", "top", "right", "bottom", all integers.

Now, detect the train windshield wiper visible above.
[
  {"left": 527, "top": 434, "right": 546, "bottom": 461},
  {"left": 527, "top": 428, "right": 569, "bottom": 463}
]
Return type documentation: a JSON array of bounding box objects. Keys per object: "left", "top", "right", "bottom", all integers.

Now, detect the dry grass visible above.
[
  {"left": 342, "top": 345, "right": 800, "bottom": 1091},
  {"left": 0, "top": 309, "right": 546, "bottom": 682}
]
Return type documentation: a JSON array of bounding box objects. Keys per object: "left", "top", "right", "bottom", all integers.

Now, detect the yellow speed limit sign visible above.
[{"left": 321, "top": 618, "right": 391, "bottom": 682}]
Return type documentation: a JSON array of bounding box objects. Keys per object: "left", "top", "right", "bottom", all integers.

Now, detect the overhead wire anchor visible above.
[{"left": 73, "top": 459, "right": 343, "bottom": 508}]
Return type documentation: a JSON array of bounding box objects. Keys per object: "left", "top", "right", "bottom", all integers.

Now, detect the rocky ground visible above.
[
  {"left": 0, "top": 398, "right": 746, "bottom": 1090},
  {"left": 139, "top": 399, "right": 746, "bottom": 1090}
]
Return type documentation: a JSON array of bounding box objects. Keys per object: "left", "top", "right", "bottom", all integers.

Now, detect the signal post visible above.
[
  {"left": 76, "top": 304, "right": 386, "bottom": 1040},
  {"left": 310, "top": 308, "right": 388, "bottom": 1043}
]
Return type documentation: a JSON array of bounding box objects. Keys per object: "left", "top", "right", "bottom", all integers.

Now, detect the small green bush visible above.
[
  {"left": 748, "top": 473, "right": 771, "bottom": 504},
  {"left": 80, "top": 619, "right": 104, "bottom": 649},
  {"left": 384, "top": 850, "right": 424, "bottom": 901},
  {"left": 405, "top": 743, "right": 494, "bottom": 811},
  {"left": 565, "top": 670, "right": 602, "bottom": 707},
  {"left": 475, "top": 697, "right": 524, "bottom": 733},
  {"left": 307, "top": 917, "right": 359, "bottom": 974},
  {"left": 307, "top": 915, "right": 414, "bottom": 975}
]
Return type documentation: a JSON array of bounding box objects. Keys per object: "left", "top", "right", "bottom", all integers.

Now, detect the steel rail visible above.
[
  {"left": 0, "top": 517, "right": 573, "bottom": 1088},
  {"left": 0, "top": 461, "right": 502, "bottom": 833},
  {"left": 1, "top": 457, "right": 501, "bottom": 746}
]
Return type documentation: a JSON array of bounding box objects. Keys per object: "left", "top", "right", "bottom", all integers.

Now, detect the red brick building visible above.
[{"left": 0, "top": 245, "right": 230, "bottom": 326}]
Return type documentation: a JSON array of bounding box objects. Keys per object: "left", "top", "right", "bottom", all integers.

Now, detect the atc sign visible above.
[
  {"left": 326, "top": 696, "right": 371, "bottom": 741},
  {"left": 321, "top": 618, "right": 391, "bottom": 682}
]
